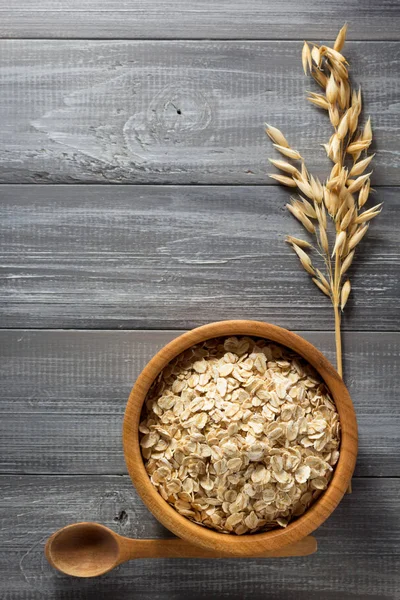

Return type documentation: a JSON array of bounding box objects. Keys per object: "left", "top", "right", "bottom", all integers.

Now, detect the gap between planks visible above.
[
  {"left": 1, "top": 37, "right": 400, "bottom": 42},
  {"left": 0, "top": 182, "right": 399, "bottom": 187},
  {"left": 1, "top": 473, "right": 397, "bottom": 478}
]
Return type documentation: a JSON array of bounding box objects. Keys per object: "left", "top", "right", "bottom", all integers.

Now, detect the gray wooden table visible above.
[{"left": 1, "top": 2, "right": 399, "bottom": 598}]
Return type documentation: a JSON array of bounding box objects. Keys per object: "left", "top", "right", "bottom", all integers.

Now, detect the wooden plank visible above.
[
  {"left": 0, "top": 475, "right": 398, "bottom": 599},
  {"left": 1, "top": 185, "right": 398, "bottom": 331},
  {"left": 1, "top": 1, "right": 400, "bottom": 40},
  {"left": 0, "top": 330, "right": 398, "bottom": 476},
  {"left": 0, "top": 41, "right": 398, "bottom": 185}
]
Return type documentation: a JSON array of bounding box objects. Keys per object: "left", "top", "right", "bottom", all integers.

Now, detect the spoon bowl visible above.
[{"left": 45, "top": 522, "right": 120, "bottom": 577}]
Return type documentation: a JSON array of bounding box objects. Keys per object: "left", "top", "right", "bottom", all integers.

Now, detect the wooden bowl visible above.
[{"left": 123, "top": 320, "right": 357, "bottom": 556}]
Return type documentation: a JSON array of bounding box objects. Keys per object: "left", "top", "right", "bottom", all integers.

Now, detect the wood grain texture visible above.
[
  {"left": 0, "top": 5, "right": 397, "bottom": 597},
  {"left": 1, "top": 1, "right": 399, "bottom": 40},
  {"left": 0, "top": 329, "right": 398, "bottom": 477},
  {"left": 0, "top": 41, "right": 399, "bottom": 185},
  {"left": 1, "top": 185, "right": 398, "bottom": 331},
  {"left": 1, "top": 475, "right": 398, "bottom": 598}
]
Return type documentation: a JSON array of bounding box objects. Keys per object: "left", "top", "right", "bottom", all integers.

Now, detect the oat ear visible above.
[{"left": 264, "top": 29, "right": 378, "bottom": 381}]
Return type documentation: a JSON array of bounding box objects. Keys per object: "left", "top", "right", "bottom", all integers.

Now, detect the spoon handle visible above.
[{"left": 118, "top": 535, "right": 317, "bottom": 561}]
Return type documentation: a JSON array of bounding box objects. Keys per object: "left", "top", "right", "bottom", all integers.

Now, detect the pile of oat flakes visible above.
[{"left": 140, "top": 336, "right": 340, "bottom": 534}]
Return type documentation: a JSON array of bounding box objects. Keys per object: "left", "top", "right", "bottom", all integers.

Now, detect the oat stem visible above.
[
  {"left": 333, "top": 229, "right": 343, "bottom": 377},
  {"left": 333, "top": 247, "right": 343, "bottom": 377},
  {"left": 333, "top": 302, "right": 342, "bottom": 378}
]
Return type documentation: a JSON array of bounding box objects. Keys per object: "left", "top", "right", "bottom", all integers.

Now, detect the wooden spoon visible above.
[{"left": 45, "top": 522, "right": 317, "bottom": 577}]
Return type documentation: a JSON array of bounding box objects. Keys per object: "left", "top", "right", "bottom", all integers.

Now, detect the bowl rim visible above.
[{"left": 123, "top": 320, "right": 358, "bottom": 556}]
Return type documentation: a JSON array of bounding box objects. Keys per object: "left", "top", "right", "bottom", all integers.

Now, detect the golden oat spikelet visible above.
[{"left": 265, "top": 24, "right": 381, "bottom": 388}]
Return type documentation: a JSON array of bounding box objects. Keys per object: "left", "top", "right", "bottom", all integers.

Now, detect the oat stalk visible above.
[{"left": 266, "top": 24, "right": 382, "bottom": 379}]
